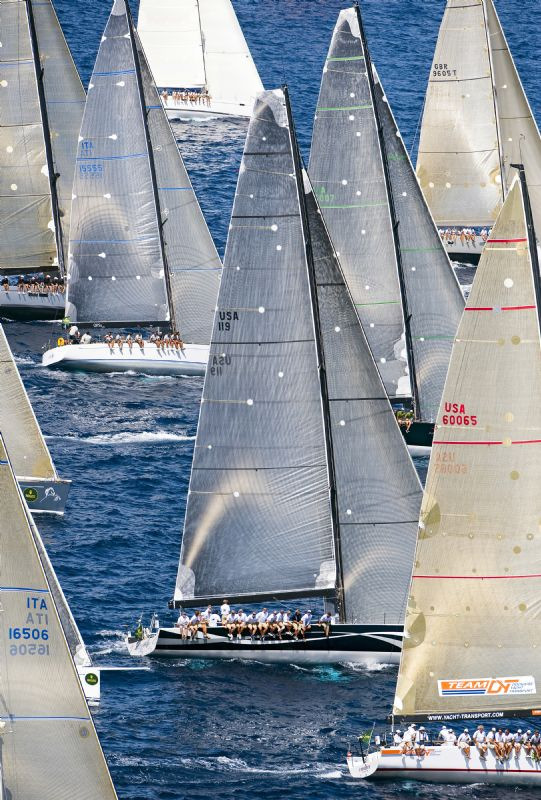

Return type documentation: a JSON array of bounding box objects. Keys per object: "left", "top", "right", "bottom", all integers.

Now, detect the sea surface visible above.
[{"left": 5, "top": 0, "right": 541, "bottom": 798}]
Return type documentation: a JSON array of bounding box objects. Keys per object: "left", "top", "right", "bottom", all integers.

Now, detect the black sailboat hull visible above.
[
  {"left": 127, "top": 624, "right": 404, "bottom": 665},
  {"left": 400, "top": 421, "right": 434, "bottom": 453}
]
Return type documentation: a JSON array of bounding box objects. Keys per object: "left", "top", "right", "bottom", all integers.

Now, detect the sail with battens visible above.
[
  {"left": 137, "top": 0, "right": 263, "bottom": 113},
  {"left": 417, "top": 0, "right": 541, "bottom": 233},
  {"left": 0, "top": 0, "right": 85, "bottom": 275},
  {"left": 309, "top": 7, "right": 406, "bottom": 400},
  {"left": 66, "top": 0, "right": 220, "bottom": 337},
  {"left": 175, "top": 87, "right": 422, "bottom": 625},
  {"left": 394, "top": 173, "right": 541, "bottom": 720},
  {"left": 0, "top": 435, "right": 118, "bottom": 798}
]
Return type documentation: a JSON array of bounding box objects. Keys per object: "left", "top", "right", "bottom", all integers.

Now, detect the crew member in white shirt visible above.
[
  {"left": 256, "top": 608, "right": 269, "bottom": 637},
  {"left": 457, "top": 729, "right": 471, "bottom": 758},
  {"left": 175, "top": 611, "right": 190, "bottom": 641},
  {"left": 235, "top": 609, "right": 248, "bottom": 640},
  {"left": 220, "top": 599, "right": 230, "bottom": 623},
  {"left": 444, "top": 728, "right": 457, "bottom": 746},
  {"left": 393, "top": 729, "right": 403, "bottom": 745},
  {"left": 472, "top": 724, "right": 488, "bottom": 758},
  {"left": 300, "top": 610, "right": 313, "bottom": 640}
]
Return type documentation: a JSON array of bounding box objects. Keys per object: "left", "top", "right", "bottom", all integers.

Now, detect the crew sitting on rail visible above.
[
  {"left": 176, "top": 605, "right": 335, "bottom": 642},
  {"left": 391, "top": 724, "right": 541, "bottom": 761}
]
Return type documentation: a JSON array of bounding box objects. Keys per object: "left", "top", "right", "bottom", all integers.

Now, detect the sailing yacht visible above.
[
  {"left": 42, "top": 0, "right": 221, "bottom": 377},
  {"left": 348, "top": 168, "right": 541, "bottom": 785},
  {"left": 0, "top": 434, "right": 118, "bottom": 796},
  {"left": 309, "top": 6, "right": 464, "bottom": 452},
  {"left": 137, "top": 0, "right": 263, "bottom": 120},
  {"left": 127, "top": 87, "right": 422, "bottom": 665},
  {"left": 0, "top": 325, "right": 70, "bottom": 513},
  {"left": 417, "top": 0, "right": 541, "bottom": 263},
  {"left": 0, "top": 0, "right": 85, "bottom": 321}
]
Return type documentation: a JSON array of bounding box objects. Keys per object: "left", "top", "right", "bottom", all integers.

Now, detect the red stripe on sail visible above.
[
  {"left": 414, "top": 574, "right": 541, "bottom": 580},
  {"left": 487, "top": 237, "right": 527, "bottom": 243},
  {"left": 433, "top": 439, "right": 541, "bottom": 445},
  {"left": 464, "top": 305, "right": 535, "bottom": 311}
]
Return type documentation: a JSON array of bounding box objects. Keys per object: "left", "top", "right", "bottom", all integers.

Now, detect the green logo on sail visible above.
[
  {"left": 23, "top": 487, "right": 38, "bottom": 503},
  {"left": 85, "top": 672, "right": 99, "bottom": 686}
]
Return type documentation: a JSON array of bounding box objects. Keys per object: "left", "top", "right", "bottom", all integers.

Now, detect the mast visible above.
[
  {"left": 482, "top": 0, "right": 506, "bottom": 204},
  {"left": 195, "top": 0, "right": 208, "bottom": 91},
  {"left": 25, "top": 0, "right": 65, "bottom": 275},
  {"left": 355, "top": 2, "right": 420, "bottom": 418},
  {"left": 514, "top": 163, "right": 541, "bottom": 317},
  {"left": 125, "top": 2, "right": 176, "bottom": 331},
  {"left": 283, "top": 86, "right": 345, "bottom": 621}
]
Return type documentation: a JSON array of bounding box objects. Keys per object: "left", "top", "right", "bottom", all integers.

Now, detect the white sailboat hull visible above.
[
  {"left": 42, "top": 341, "right": 208, "bottom": 376},
  {"left": 348, "top": 745, "right": 541, "bottom": 785},
  {"left": 126, "top": 624, "right": 403, "bottom": 665},
  {"left": 163, "top": 96, "right": 252, "bottom": 120},
  {"left": 18, "top": 476, "right": 71, "bottom": 515},
  {"left": 0, "top": 290, "right": 65, "bottom": 321}
]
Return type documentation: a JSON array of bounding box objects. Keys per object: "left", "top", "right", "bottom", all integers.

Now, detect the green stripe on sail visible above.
[
  {"left": 320, "top": 202, "right": 387, "bottom": 210},
  {"left": 316, "top": 104, "right": 372, "bottom": 111},
  {"left": 355, "top": 300, "right": 400, "bottom": 307},
  {"left": 326, "top": 55, "right": 365, "bottom": 62}
]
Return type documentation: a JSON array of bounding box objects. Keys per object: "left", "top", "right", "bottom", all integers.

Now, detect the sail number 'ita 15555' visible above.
[
  {"left": 439, "top": 677, "right": 537, "bottom": 697},
  {"left": 8, "top": 594, "right": 50, "bottom": 656}
]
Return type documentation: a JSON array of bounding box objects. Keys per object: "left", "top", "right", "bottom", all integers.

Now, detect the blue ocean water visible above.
[{"left": 5, "top": 0, "right": 541, "bottom": 797}]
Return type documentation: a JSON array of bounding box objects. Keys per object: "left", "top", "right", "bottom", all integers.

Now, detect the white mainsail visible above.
[
  {"left": 394, "top": 175, "right": 541, "bottom": 719},
  {"left": 0, "top": 435, "right": 117, "bottom": 798},
  {"left": 417, "top": 0, "right": 541, "bottom": 231},
  {"left": 0, "top": 324, "right": 56, "bottom": 481},
  {"left": 0, "top": 0, "right": 85, "bottom": 274},
  {"left": 137, "top": 0, "right": 263, "bottom": 110}
]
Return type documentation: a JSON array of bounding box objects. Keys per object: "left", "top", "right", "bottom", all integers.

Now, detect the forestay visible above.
[
  {"left": 134, "top": 31, "right": 221, "bottom": 343},
  {"left": 394, "top": 177, "right": 541, "bottom": 719},
  {"left": 373, "top": 69, "right": 464, "bottom": 423},
  {"left": 416, "top": 0, "right": 503, "bottom": 227},
  {"left": 176, "top": 90, "right": 336, "bottom": 605},
  {"left": 304, "top": 179, "right": 422, "bottom": 624},
  {"left": 0, "top": 436, "right": 117, "bottom": 798},
  {"left": 0, "top": 324, "right": 56, "bottom": 480},
  {"left": 0, "top": 0, "right": 84, "bottom": 275},
  {"left": 67, "top": 0, "right": 170, "bottom": 326},
  {"left": 485, "top": 0, "right": 541, "bottom": 240},
  {"left": 137, "top": 0, "right": 205, "bottom": 89},
  {"left": 309, "top": 7, "right": 407, "bottom": 400}
]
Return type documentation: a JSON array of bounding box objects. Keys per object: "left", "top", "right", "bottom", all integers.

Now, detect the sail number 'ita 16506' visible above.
[
  {"left": 8, "top": 594, "right": 50, "bottom": 656},
  {"left": 441, "top": 402, "right": 477, "bottom": 427}
]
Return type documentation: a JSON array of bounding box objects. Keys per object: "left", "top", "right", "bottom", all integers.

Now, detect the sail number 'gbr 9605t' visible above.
[
  {"left": 8, "top": 593, "right": 50, "bottom": 655},
  {"left": 442, "top": 402, "right": 477, "bottom": 426}
]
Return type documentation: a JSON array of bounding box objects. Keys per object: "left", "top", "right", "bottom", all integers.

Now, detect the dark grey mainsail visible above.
[
  {"left": 175, "top": 87, "right": 422, "bottom": 624},
  {"left": 372, "top": 68, "right": 464, "bottom": 423},
  {"left": 67, "top": 0, "right": 219, "bottom": 332},
  {"left": 308, "top": 6, "right": 406, "bottom": 401},
  {"left": 0, "top": 0, "right": 84, "bottom": 275},
  {"left": 134, "top": 34, "right": 221, "bottom": 344}
]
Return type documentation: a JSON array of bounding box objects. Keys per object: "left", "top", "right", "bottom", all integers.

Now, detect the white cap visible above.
[
  {"left": 464, "top": 729, "right": 468, "bottom": 733},
  {"left": 419, "top": 726, "right": 425, "bottom": 731},
  {"left": 527, "top": 730, "right": 532, "bottom": 734},
  {"left": 518, "top": 729, "right": 522, "bottom": 734}
]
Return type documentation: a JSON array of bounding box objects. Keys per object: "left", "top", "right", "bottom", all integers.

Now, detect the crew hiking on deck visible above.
[{"left": 393, "top": 723, "right": 541, "bottom": 762}]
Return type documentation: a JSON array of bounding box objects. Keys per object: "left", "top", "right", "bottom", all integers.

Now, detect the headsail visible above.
[
  {"left": 0, "top": 435, "right": 117, "bottom": 797},
  {"left": 134, "top": 30, "right": 221, "bottom": 343},
  {"left": 416, "top": 0, "right": 503, "bottom": 227},
  {"left": 372, "top": 68, "right": 464, "bottom": 423},
  {"left": 0, "top": 324, "right": 56, "bottom": 480},
  {"left": 309, "top": 7, "right": 407, "bottom": 400},
  {"left": 394, "top": 174, "right": 541, "bottom": 719},
  {"left": 0, "top": 0, "right": 84, "bottom": 275},
  {"left": 176, "top": 89, "right": 336, "bottom": 606}
]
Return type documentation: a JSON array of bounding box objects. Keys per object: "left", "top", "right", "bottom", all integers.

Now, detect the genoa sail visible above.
[
  {"left": 372, "top": 68, "right": 465, "bottom": 423},
  {"left": 309, "top": 7, "right": 407, "bottom": 400},
  {"left": 137, "top": 0, "right": 263, "bottom": 111},
  {"left": 0, "top": 435, "right": 117, "bottom": 798},
  {"left": 394, "top": 175, "right": 541, "bottom": 719},
  {"left": 176, "top": 90, "right": 336, "bottom": 605},
  {"left": 176, "top": 87, "right": 422, "bottom": 625},
  {"left": 0, "top": 324, "right": 56, "bottom": 480},
  {"left": 0, "top": 0, "right": 84, "bottom": 275},
  {"left": 134, "top": 30, "right": 221, "bottom": 343}
]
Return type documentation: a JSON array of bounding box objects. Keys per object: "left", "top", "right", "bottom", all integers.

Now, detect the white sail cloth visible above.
[
  {"left": 0, "top": 436, "right": 117, "bottom": 798},
  {"left": 395, "top": 178, "right": 541, "bottom": 718},
  {"left": 0, "top": 325, "right": 56, "bottom": 480}
]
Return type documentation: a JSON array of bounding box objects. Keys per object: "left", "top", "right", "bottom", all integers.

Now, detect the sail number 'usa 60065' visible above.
[
  {"left": 441, "top": 402, "right": 477, "bottom": 427},
  {"left": 8, "top": 594, "right": 50, "bottom": 656}
]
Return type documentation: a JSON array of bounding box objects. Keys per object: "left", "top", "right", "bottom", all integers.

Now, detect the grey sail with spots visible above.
[
  {"left": 394, "top": 174, "right": 541, "bottom": 719},
  {"left": 133, "top": 31, "right": 221, "bottom": 343},
  {"left": 175, "top": 87, "right": 422, "bottom": 626},
  {"left": 176, "top": 89, "right": 336, "bottom": 605},
  {"left": 0, "top": 435, "right": 117, "bottom": 798},
  {"left": 303, "top": 178, "right": 422, "bottom": 623},
  {"left": 0, "top": 0, "right": 84, "bottom": 275},
  {"left": 372, "top": 68, "right": 464, "bottom": 423},
  {"left": 308, "top": 6, "right": 407, "bottom": 400}
]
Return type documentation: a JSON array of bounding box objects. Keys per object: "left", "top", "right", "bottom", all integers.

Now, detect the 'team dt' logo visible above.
[{"left": 438, "top": 676, "right": 537, "bottom": 697}]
